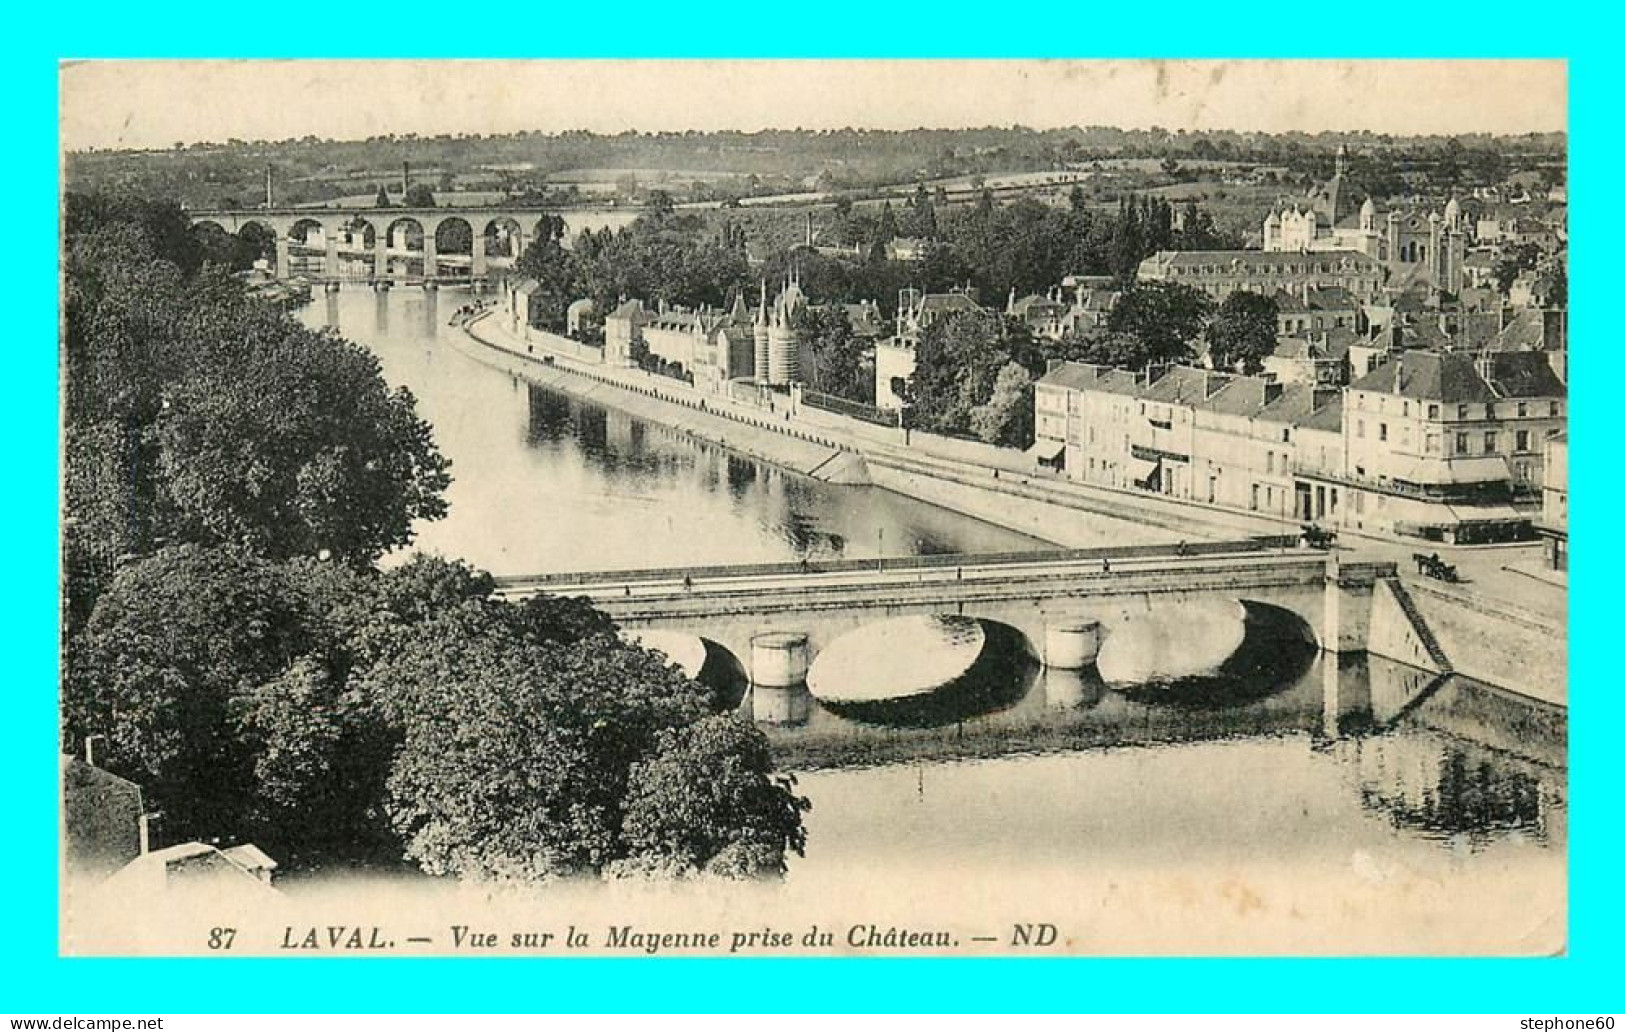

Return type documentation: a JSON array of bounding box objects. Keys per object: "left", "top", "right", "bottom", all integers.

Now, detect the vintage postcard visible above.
[{"left": 58, "top": 59, "right": 1567, "bottom": 957}]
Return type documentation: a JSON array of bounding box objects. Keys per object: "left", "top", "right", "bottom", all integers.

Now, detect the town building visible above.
[
  {"left": 1537, "top": 432, "right": 1567, "bottom": 570},
  {"left": 1265, "top": 331, "right": 1352, "bottom": 388},
  {"left": 1272, "top": 284, "right": 1363, "bottom": 336},
  {"left": 1006, "top": 289, "right": 1069, "bottom": 340},
  {"left": 875, "top": 288, "right": 985, "bottom": 410},
  {"left": 603, "top": 298, "right": 647, "bottom": 367},
  {"left": 1295, "top": 349, "right": 1566, "bottom": 543},
  {"left": 1260, "top": 146, "right": 1469, "bottom": 295},
  {"left": 1136, "top": 249, "right": 1387, "bottom": 305},
  {"left": 1034, "top": 346, "right": 1565, "bottom": 543}
]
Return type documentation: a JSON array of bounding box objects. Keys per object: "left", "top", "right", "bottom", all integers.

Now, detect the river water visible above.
[
  {"left": 306, "top": 287, "right": 1046, "bottom": 575},
  {"left": 299, "top": 286, "right": 1566, "bottom": 954}
]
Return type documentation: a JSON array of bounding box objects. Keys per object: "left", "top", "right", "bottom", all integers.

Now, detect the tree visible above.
[
  {"left": 970, "top": 361, "right": 1035, "bottom": 449},
  {"left": 1494, "top": 242, "right": 1544, "bottom": 293},
  {"left": 620, "top": 715, "right": 811, "bottom": 878},
  {"left": 793, "top": 305, "right": 869, "bottom": 403},
  {"left": 910, "top": 308, "right": 1014, "bottom": 436},
  {"left": 402, "top": 183, "right": 436, "bottom": 208},
  {"left": 1045, "top": 328, "right": 1160, "bottom": 371},
  {"left": 1107, "top": 281, "right": 1213, "bottom": 368},
  {"left": 370, "top": 596, "right": 802, "bottom": 882},
  {"left": 1205, "top": 290, "right": 1279, "bottom": 374},
  {"left": 63, "top": 545, "right": 337, "bottom": 848},
  {"left": 374, "top": 186, "right": 392, "bottom": 208},
  {"left": 63, "top": 197, "right": 452, "bottom": 617}
]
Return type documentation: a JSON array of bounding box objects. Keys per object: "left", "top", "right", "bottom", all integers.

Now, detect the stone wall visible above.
[{"left": 1402, "top": 582, "right": 1566, "bottom": 705}]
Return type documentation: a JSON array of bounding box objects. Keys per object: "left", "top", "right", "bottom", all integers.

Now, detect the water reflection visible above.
[
  {"left": 809, "top": 618, "right": 1039, "bottom": 729},
  {"left": 301, "top": 287, "right": 1051, "bottom": 577},
  {"left": 1339, "top": 731, "right": 1556, "bottom": 845},
  {"left": 1112, "top": 601, "right": 1319, "bottom": 709},
  {"left": 763, "top": 643, "right": 1565, "bottom": 851}
]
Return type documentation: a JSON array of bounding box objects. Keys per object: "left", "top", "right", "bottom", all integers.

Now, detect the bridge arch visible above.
[
  {"left": 340, "top": 215, "right": 378, "bottom": 250},
  {"left": 285, "top": 217, "right": 331, "bottom": 276},
  {"left": 482, "top": 215, "right": 526, "bottom": 262},
  {"left": 381, "top": 216, "right": 428, "bottom": 279},
  {"left": 432, "top": 215, "right": 475, "bottom": 279}
]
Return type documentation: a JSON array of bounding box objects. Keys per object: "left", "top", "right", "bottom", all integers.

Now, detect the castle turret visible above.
[
  {"left": 753, "top": 280, "right": 771, "bottom": 385},
  {"left": 767, "top": 275, "right": 804, "bottom": 385}
]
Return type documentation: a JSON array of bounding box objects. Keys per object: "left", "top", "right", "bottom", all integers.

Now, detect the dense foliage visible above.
[
  {"left": 63, "top": 193, "right": 452, "bottom": 626},
  {"left": 1205, "top": 291, "right": 1281, "bottom": 375},
  {"left": 63, "top": 192, "right": 810, "bottom": 882}
]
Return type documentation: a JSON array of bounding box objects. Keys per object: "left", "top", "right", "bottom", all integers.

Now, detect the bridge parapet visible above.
[{"left": 494, "top": 535, "right": 1300, "bottom": 598}]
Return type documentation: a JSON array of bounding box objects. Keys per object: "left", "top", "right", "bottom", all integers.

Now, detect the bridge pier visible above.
[
  {"left": 274, "top": 236, "right": 290, "bottom": 281},
  {"left": 373, "top": 233, "right": 388, "bottom": 287},
  {"left": 472, "top": 233, "right": 488, "bottom": 278},
  {"left": 1322, "top": 556, "right": 1386, "bottom": 654},
  {"left": 422, "top": 234, "right": 437, "bottom": 285},
  {"left": 325, "top": 233, "right": 339, "bottom": 278}
]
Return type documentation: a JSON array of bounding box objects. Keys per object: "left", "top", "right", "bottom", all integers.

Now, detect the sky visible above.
[{"left": 59, "top": 60, "right": 1567, "bottom": 153}]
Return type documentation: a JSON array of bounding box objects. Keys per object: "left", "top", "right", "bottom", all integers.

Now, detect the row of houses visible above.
[{"left": 1034, "top": 348, "right": 1566, "bottom": 544}]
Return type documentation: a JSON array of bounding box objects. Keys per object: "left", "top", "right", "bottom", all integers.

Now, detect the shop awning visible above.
[
  {"left": 1398, "top": 455, "right": 1513, "bottom": 486},
  {"left": 1127, "top": 457, "right": 1160, "bottom": 484},
  {"left": 1447, "top": 503, "right": 1527, "bottom": 524},
  {"left": 1027, "top": 438, "right": 1066, "bottom": 462}
]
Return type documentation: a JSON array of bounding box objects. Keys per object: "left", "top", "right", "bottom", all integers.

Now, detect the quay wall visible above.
[
  {"left": 456, "top": 314, "right": 1563, "bottom": 710},
  {"left": 1400, "top": 582, "right": 1566, "bottom": 705},
  {"left": 459, "top": 316, "right": 871, "bottom": 485}
]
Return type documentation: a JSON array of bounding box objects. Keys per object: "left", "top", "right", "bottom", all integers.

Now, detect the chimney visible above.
[
  {"left": 402, "top": 160, "right": 410, "bottom": 195},
  {"left": 264, "top": 165, "right": 273, "bottom": 208},
  {"left": 1394, "top": 354, "right": 1405, "bottom": 393},
  {"left": 138, "top": 811, "right": 162, "bottom": 855}
]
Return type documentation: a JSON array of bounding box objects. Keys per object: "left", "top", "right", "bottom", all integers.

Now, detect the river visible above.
[
  {"left": 298, "top": 286, "right": 1567, "bottom": 954},
  {"left": 307, "top": 286, "right": 1048, "bottom": 576}
]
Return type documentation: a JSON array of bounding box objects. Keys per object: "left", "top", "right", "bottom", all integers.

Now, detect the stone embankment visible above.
[{"left": 459, "top": 312, "right": 1565, "bottom": 709}]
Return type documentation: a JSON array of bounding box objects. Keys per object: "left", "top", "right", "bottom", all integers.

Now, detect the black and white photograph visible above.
[{"left": 58, "top": 59, "right": 1568, "bottom": 956}]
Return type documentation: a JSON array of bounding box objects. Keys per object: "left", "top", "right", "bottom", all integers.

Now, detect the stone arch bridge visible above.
[
  {"left": 186, "top": 205, "right": 644, "bottom": 287},
  {"left": 494, "top": 540, "right": 1395, "bottom": 686}
]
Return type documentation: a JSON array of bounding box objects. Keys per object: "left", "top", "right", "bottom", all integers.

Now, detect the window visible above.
[
  {"left": 1458, "top": 403, "right": 1470, "bottom": 419},
  {"left": 1516, "top": 430, "right": 1530, "bottom": 452},
  {"left": 1282, "top": 428, "right": 1291, "bottom": 443},
  {"left": 1486, "top": 403, "right": 1496, "bottom": 419},
  {"left": 1379, "top": 423, "right": 1388, "bottom": 442},
  {"left": 1356, "top": 420, "right": 1365, "bottom": 439},
  {"left": 1484, "top": 431, "right": 1498, "bottom": 453},
  {"left": 1428, "top": 404, "right": 1440, "bottom": 419},
  {"left": 1456, "top": 432, "right": 1470, "bottom": 454},
  {"left": 1518, "top": 402, "right": 1529, "bottom": 418},
  {"left": 1550, "top": 401, "right": 1561, "bottom": 417},
  {"left": 1426, "top": 433, "right": 1441, "bottom": 454}
]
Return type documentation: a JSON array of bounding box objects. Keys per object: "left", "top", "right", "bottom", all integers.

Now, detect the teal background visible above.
[{"left": 7, "top": 9, "right": 1613, "bottom": 1012}]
